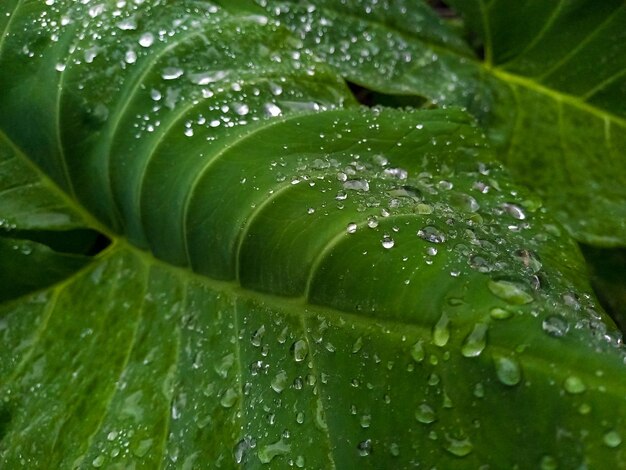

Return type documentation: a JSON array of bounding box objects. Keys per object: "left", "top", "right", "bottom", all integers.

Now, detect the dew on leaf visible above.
[
  {"left": 490, "top": 307, "right": 512, "bottom": 320},
  {"left": 357, "top": 439, "right": 372, "bottom": 457},
  {"left": 444, "top": 434, "right": 473, "bottom": 457},
  {"left": 381, "top": 235, "right": 395, "bottom": 249},
  {"left": 563, "top": 375, "right": 586, "bottom": 394},
  {"left": 258, "top": 437, "right": 290, "bottom": 464},
  {"left": 138, "top": 32, "right": 154, "bottom": 47},
  {"left": 542, "top": 315, "right": 569, "bottom": 337},
  {"left": 415, "top": 403, "right": 436, "bottom": 424},
  {"left": 346, "top": 222, "right": 358, "bottom": 234},
  {"left": 604, "top": 431, "right": 622, "bottom": 448},
  {"left": 410, "top": 340, "right": 425, "bottom": 362},
  {"left": 292, "top": 340, "right": 308, "bottom": 362},
  {"left": 432, "top": 313, "right": 450, "bottom": 347},
  {"left": 271, "top": 370, "right": 288, "bottom": 393},
  {"left": 417, "top": 226, "right": 446, "bottom": 244},
  {"left": 461, "top": 323, "right": 488, "bottom": 358},
  {"left": 494, "top": 356, "right": 522, "bottom": 386},
  {"left": 488, "top": 279, "right": 534, "bottom": 305}
]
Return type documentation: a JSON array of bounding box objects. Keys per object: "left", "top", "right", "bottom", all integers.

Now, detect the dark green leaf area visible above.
[
  {"left": 0, "top": 2, "right": 625, "bottom": 469},
  {"left": 248, "top": 0, "right": 626, "bottom": 245}
]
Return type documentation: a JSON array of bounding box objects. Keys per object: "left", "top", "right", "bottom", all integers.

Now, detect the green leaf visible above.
[
  {"left": 1, "top": 2, "right": 625, "bottom": 468},
  {"left": 245, "top": 0, "right": 626, "bottom": 246}
]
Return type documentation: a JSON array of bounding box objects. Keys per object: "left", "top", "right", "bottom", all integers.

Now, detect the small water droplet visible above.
[
  {"left": 251, "top": 325, "right": 266, "bottom": 347},
  {"left": 162, "top": 67, "right": 184, "bottom": 80},
  {"left": 542, "top": 315, "right": 569, "bottom": 337},
  {"left": 264, "top": 103, "right": 282, "bottom": 117},
  {"left": 488, "top": 279, "right": 534, "bottom": 305},
  {"left": 502, "top": 203, "right": 526, "bottom": 220},
  {"left": 220, "top": 387, "right": 238, "bottom": 408},
  {"left": 415, "top": 403, "right": 436, "bottom": 424},
  {"left": 92, "top": 455, "right": 104, "bottom": 468},
  {"left": 258, "top": 437, "right": 291, "bottom": 463},
  {"left": 381, "top": 235, "right": 395, "bottom": 249},
  {"left": 292, "top": 340, "right": 308, "bottom": 362},
  {"left": 490, "top": 307, "right": 512, "bottom": 320},
  {"left": 410, "top": 340, "right": 425, "bottom": 362},
  {"left": 346, "top": 222, "right": 358, "bottom": 234},
  {"left": 343, "top": 179, "right": 370, "bottom": 191},
  {"left": 138, "top": 32, "right": 154, "bottom": 48},
  {"left": 271, "top": 370, "right": 288, "bottom": 393},
  {"left": 389, "top": 442, "right": 400, "bottom": 457},
  {"left": 357, "top": 439, "right": 372, "bottom": 457},
  {"left": 444, "top": 434, "right": 473, "bottom": 457},
  {"left": 432, "top": 313, "right": 450, "bottom": 347},
  {"left": 461, "top": 323, "right": 488, "bottom": 358},
  {"left": 563, "top": 375, "right": 586, "bottom": 394},
  {"left": 540, "top": 455, "right": 557, "bottom": 470},
  {"left": 234, "top": 437, "right": 254, "bottom": 464},
  {"left": 417, "top": 226, "right": 446, "bottom": 244},
  {"left": 352, "top": 337, "right": 363, "bottom": 353},
  {"left": 494, "top": 355, "right": 522, "bottom": 386},
  {"left": 604, "top": 430, "right": 622, "bottom": 448},
  {"left": 360, "top": 414, "right": 371, "bottom": 428}
]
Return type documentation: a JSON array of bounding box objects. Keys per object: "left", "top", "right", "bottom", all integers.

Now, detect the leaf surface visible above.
[
  {"left": 0, "top": 2, "right": 625, "bottom": 469},
  {"left": 243, "top": 0, "right": 626, "bottom": 245}
]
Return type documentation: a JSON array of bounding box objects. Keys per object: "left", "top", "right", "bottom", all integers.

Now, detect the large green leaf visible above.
[
  {"left": 238, "top": 0, "right": 626, "bottom": 246},
  {"left": 1, "top": 2, "right": 626, "bottom": 468}
]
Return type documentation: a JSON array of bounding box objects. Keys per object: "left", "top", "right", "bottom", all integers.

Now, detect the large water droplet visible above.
[
  {"left": 233, "top": 437, "right": 254, "bottom": 464},
  {"left": 271, "top": 370, "right": 288, "bottom": 393},
  {"left": 220, "top": 387, "right": 239, "bottom": 408},
  {"left": 343, "top": 179, "right": 370, "bottom": 191},
  {"left": 494, "top": 355, "right": 522, "bottom": 386},
  {"left": 357, "top": 439, "right": 372, "bottom": 457},
  {"left": 410, "top": 340, "right": 425, "bottom": 362},
  {"left": 432, "top": 313, "right": 450, "bottom": 347},
  {"left": 542, "top": 315, "right": 569, "bottom": 337},
  {"left": 138, "top": 32, "right": 154, "bottom": 48},
  {"left": 563, "top": 375, "right": 586, "bottom": 394},
  {"left": 346, "top": 222, "right": 358, "bottom": 234},
  {"left": 603, "top": 430, "right": 622, "bottom": 448},
  {"left": 258, "top": 437, "right": 291, "bottom": 463},
  {"left": 461, "top": 323, "right": 488, "bottom": 358},
  {"left": 381, "top": 235, "right": 395, "bottom": 249},
  {"left": 292, "top": 340, "right": 308, "bottom": 362},
  {"left": 162, "top": 67, "right": 184, "bottom": 80},
  {"left": 415, "top": 403, "right": 436, "bottom": 424},
  {"left": 488, "top": 280, "right": 534, "bottom": 305},
  {"left": 417, "top": 226, "right": 446, "bottom": 244},
  {"left": 444, "top": 434, "right": 473, "bottom": 457},
  {"left": 502, "top": 203, "right": 526, "bottom": 220}
]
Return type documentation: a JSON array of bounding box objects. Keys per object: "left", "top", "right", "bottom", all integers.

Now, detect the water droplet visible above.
[
  {"left": 381, "top": 235, "right": 395, "bottom": 249},
  {"left": 444, "top": 434, "right": 473, "bottom": 457},
  {"left": 502, "top": 203, "right": 526, "bottom": 220},
  {"left": 162, "top": 67, "right": 184, "bottom": 80},
  {"left": 542, "top": 315, "right": 569, "bottom": 337},
  {"left": 410, "top": 340, "right": 425, "bottom": 362},
  {"left": 292, "top": 340, "right": 308, "bottom": 362},
  {"left": 540, "top": 455, "right": 557, "bottom": 470},
  {"left": 415, "top": 403, "right": 436, "bottom": 424},
  {"left": 367, "top": 216, "right": 379, "bottom": 229},
  {"left": 352, "top": 337, "right": 363, "bottom": 353},
  {"left": 360, "top": 414, "right": 371, "bottom": 428},
  {"left": 357, "top": 439, "right": 372, "bottom": 457},
  {"left": 343, "top": 179, "right": 370, "bottom": 191},
  {"left": 515, "top": 249, "right": 542, "bottom": 273},
  {"left": 92, "top": 455, "right": 104, "bottom": 468},
  {"left": 461, "top": 323, "right": 488, "bottom": 358},
  {"left": 494, "top": 356, "right": 522, "bottom": 386},
  {"left": 264, "top": 103, "right": 282, "bottom": 117},
  {"left": 138, "top": 32, "right": 154, "bottom": 48},
  {"left": 271, "top": 370, "right": 288, "bottom": 393},
  {"left": 389, "top": 442, "right": 400, "bottom": 457},
  {"left": 107, "top": 431, "right": 118, "bottom": 441},
  {"left": 578, "top": 403, "right": 591, "bottom": 415},
  {"left": 220, "top": 387, "right": 238, "bottom": 408},
  {"left": 258, "top": 437, "right": 291, "bottom": 463},
  {"left": 432, "top": 313, "right": 450, "bottom": 347},
  {"left": 346, "top": 222, "right": 358, "bottom": 234},
  {"left": 563, "top": 375, "right": 586, "bottom": 394},
  {"left": 450, "top": 192, "right": 480, "bottom": 212},
  {"left": 490, "top": 307, "right": 512, "bottom": 320},
  {"left": 473, "top": 383, "right": 485, "bottom": 398},
  {"left": 55, "top": 62, "right": 66, "bottom": 72},
  {"left": 251, "top": 325, "right": 266, "bottom": 347},
  {"left": 417, "top": 226, "right": 446, "bottom": 244},
  {"left": 604, "top": 430, "right": 622, "bottom": 448},
  {"left": 234, "top": 437, "right": 254, "bottom": 464},
  {"left": 487, "top": 280, "right": 534, "bottom": 305}
]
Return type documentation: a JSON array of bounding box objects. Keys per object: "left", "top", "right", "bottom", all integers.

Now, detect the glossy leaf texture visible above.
[
  {"left": 1, "top": 2, "right": 626, "bottom": 469},
  {"left": 236, "top": 0, "right": 626, "bottom": 246}
]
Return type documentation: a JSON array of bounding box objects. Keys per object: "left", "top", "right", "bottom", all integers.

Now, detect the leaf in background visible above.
[
  {"left": 242, "top": 0, "right": 626, "bottom": 246},
  {"left": 1, "top": 2, "right": 626, "bottom": 469}
]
